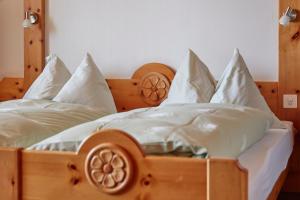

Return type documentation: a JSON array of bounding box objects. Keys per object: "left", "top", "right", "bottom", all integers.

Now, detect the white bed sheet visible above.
[{"left": 239, "top": 121, "right": 293, "bottom": 200}]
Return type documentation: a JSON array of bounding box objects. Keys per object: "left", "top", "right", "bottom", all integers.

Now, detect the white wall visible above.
[
  {"left": 47, "top": 0, "right": 279, "bottom": 80},
  {"left": 0, "top": 0, "right": 24, "bottom": 78},
  {"left": 0, "top": 0, "right": 279, "bottom": 81}
]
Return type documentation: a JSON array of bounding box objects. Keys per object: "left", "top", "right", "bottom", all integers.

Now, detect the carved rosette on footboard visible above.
[{"left": 85, "top": 143, "right": 133, "bottom": 194}]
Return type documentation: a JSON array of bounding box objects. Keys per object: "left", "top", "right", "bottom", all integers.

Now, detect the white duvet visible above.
[
  {"left": 0, "top": 99, "right": 110, "bottom": 148},
  {"left": 30, "top": 103, "right": 275, "bottom": 158}
]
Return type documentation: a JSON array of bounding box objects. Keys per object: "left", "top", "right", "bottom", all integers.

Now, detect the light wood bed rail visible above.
[{"left": 20, "top": 130, "right": 247, "bottom": 200}]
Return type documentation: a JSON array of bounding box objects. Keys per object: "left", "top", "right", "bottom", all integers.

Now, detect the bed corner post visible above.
[
  {"left": 208, "top": 158, "right": 248, "bottom": 200},
  {"left": 0, "top": 148, "right": 22, "bottom": 200}
]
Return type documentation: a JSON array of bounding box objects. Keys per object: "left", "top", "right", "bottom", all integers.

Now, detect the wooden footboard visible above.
[
  {"left": 0, "top": 148, "right": 22, "bottom": 200},
  {"left": 20, "top": 130, "right": 247, "bottom": 200}
]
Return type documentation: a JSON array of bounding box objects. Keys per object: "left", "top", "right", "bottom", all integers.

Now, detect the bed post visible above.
[
  {"left": 208, "top": 158, "right": 248, "bottom": 200},
  {"left": 0, "top": 148, "right": 22, "bottom": 200}
]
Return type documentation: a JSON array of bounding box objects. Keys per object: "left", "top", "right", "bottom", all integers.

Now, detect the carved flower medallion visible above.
[
  {"left": 85, "top": 143, "right": 133, "bottom": 194},
  {"left": 139, "top": 72, "right": 170, "bottom": 106}
]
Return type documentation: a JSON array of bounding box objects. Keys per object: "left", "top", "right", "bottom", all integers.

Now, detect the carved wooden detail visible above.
[
  {"left": 138, "top": 72, "right": 170, "bottom": 106},
  {"left": 85, "top": 143, "right": 133, "bottom": 194}
]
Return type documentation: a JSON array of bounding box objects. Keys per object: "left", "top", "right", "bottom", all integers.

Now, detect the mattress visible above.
[{"left": 238, "top": 121, "right": 293, "bottom": 200}]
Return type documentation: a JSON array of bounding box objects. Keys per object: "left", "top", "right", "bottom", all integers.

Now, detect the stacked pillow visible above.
[
  {"left": 162, "top": 49, "right": 216, "bottom": 104},
  {"left": 23, "top": 53, "right": 117, "bottom": 114},
  {"left": 163, "top": 48, "right": 283, "bottom": 128},
  {"left": 24, "top": 48, "right": 283, "bottom": 128},
  {"left": 23, "top": 54, "right": 71, "bottom": 100}
]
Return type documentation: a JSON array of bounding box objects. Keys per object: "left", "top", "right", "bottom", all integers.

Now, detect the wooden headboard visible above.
[
  {"left": 108, "top": 63, "right": 279, "bottom": 115},
  {"left": 108, "top": 63, "right": 175, "bottom": 112},
  {"left": 0, "top": 61, "right": 278, "bottom": 115}
]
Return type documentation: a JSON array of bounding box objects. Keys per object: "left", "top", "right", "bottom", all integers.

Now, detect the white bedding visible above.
[
  {"left": 239, "top": 121, "right": 293, "bottom": 200},
  {"left": 0, "top": 99, "right": 110, "bottom": 148},
  {"left": 29, "top": 103, "right": 273, "bottom": 158}
]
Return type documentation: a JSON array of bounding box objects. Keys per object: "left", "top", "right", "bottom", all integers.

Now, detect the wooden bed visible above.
[
  {"left": 0, "top": 63, "right": 293, "bottom": 200},
  {"left": 0, "top": 0, "right": 294, "bottom": 198}
]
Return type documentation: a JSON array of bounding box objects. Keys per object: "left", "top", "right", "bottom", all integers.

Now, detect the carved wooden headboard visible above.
[
  {"left": 109, "top": 63, "right": 279, "bottom": 115},
  {"left": 108, "top": 63, "right": 175, "bottom": 112},
  {"left": 0, "top": 61, "right": 278, "bottom": 116}
]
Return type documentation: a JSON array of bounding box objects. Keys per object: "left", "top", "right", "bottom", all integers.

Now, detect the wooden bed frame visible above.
[
  {"left": 0, "top": 0, "right": 294, "bottom": 198},
  {"left": 0, "top": 63, "right": 293, "bottom": 200}
]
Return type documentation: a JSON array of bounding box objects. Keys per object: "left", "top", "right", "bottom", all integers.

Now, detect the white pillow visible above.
[
  {"left": 53, "top": 53, "right": 117, "bottom": 114},
  {"left": 210, "top": 48, "right": 283, "bottom": 128},
  {"left": 162, "top": 49, "right": 216, "bottom": 105},
  {"left": 23, "top": 54, "right": 71, "bottom": 100}
]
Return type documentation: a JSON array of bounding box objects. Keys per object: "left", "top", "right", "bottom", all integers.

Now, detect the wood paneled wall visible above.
[
  {"left": 279, "top": 0, "right": 300, "bottom": 192},
  {"left": 23, "top": 0, "right": 45, "bottom": 90},
  {"left": 279, "top": 0, "right": 300, "bottom": 129},
  {"left": 0, "top": 78, "right": 24, "bottom": 101}
]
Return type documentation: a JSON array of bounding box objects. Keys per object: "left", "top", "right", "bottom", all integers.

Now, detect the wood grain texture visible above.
[
  {"left": 23, "top": 0, "right": 45, "bottom": 90},
  {"left": 0, "top": 148, "right": 22, "bottom": 200},
  {"left": 279, "top": 0, "right": 300, "bottom": 129},
  {"left": 0, "top": 77, "right": 279, "bottom": 116},
  {"left": 282, "top": 134, "right": 300, "bottom": 192},
  {"left": 279, "top": 0, "right": 300, "bottom": 192},
  {"left": 20, "top": 130, "right": 250, "bottom": 200},
  {"left": 209, "top": 159, "right": 247, "bottom": 200},
  {"left": 18, "top": 129, "right": 289, "bottom": 200},
  {"left": 269, "top": 168, "right": 289, "bottom": 198},
  {"left": 0, "top": 78, "right": 24, "bottom": 102},
  {"left": 132, "top": 63, "right": 175, "bottom": 81},
  {"left": 107, "top": 63, "right": 175, "bottom": 111},
  {"left": 256, "top": 82, "right": 279, "bottom": 116}
]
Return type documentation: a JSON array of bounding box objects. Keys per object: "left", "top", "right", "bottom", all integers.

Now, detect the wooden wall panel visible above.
[
  {"left": 279, "top": 1, "right": 300, "bottom": 192},
  {"left": 279, "top": 0, "right": 300, "bottom": 129},
  {"left": 0, "top": 78, "right": 24, "bottom": 102},
  {"left": 256, "top": 82, "right": 279, "bottom": 116},
  {"left": 23, "top": 0, "right": 45, "bottom": 90}
]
